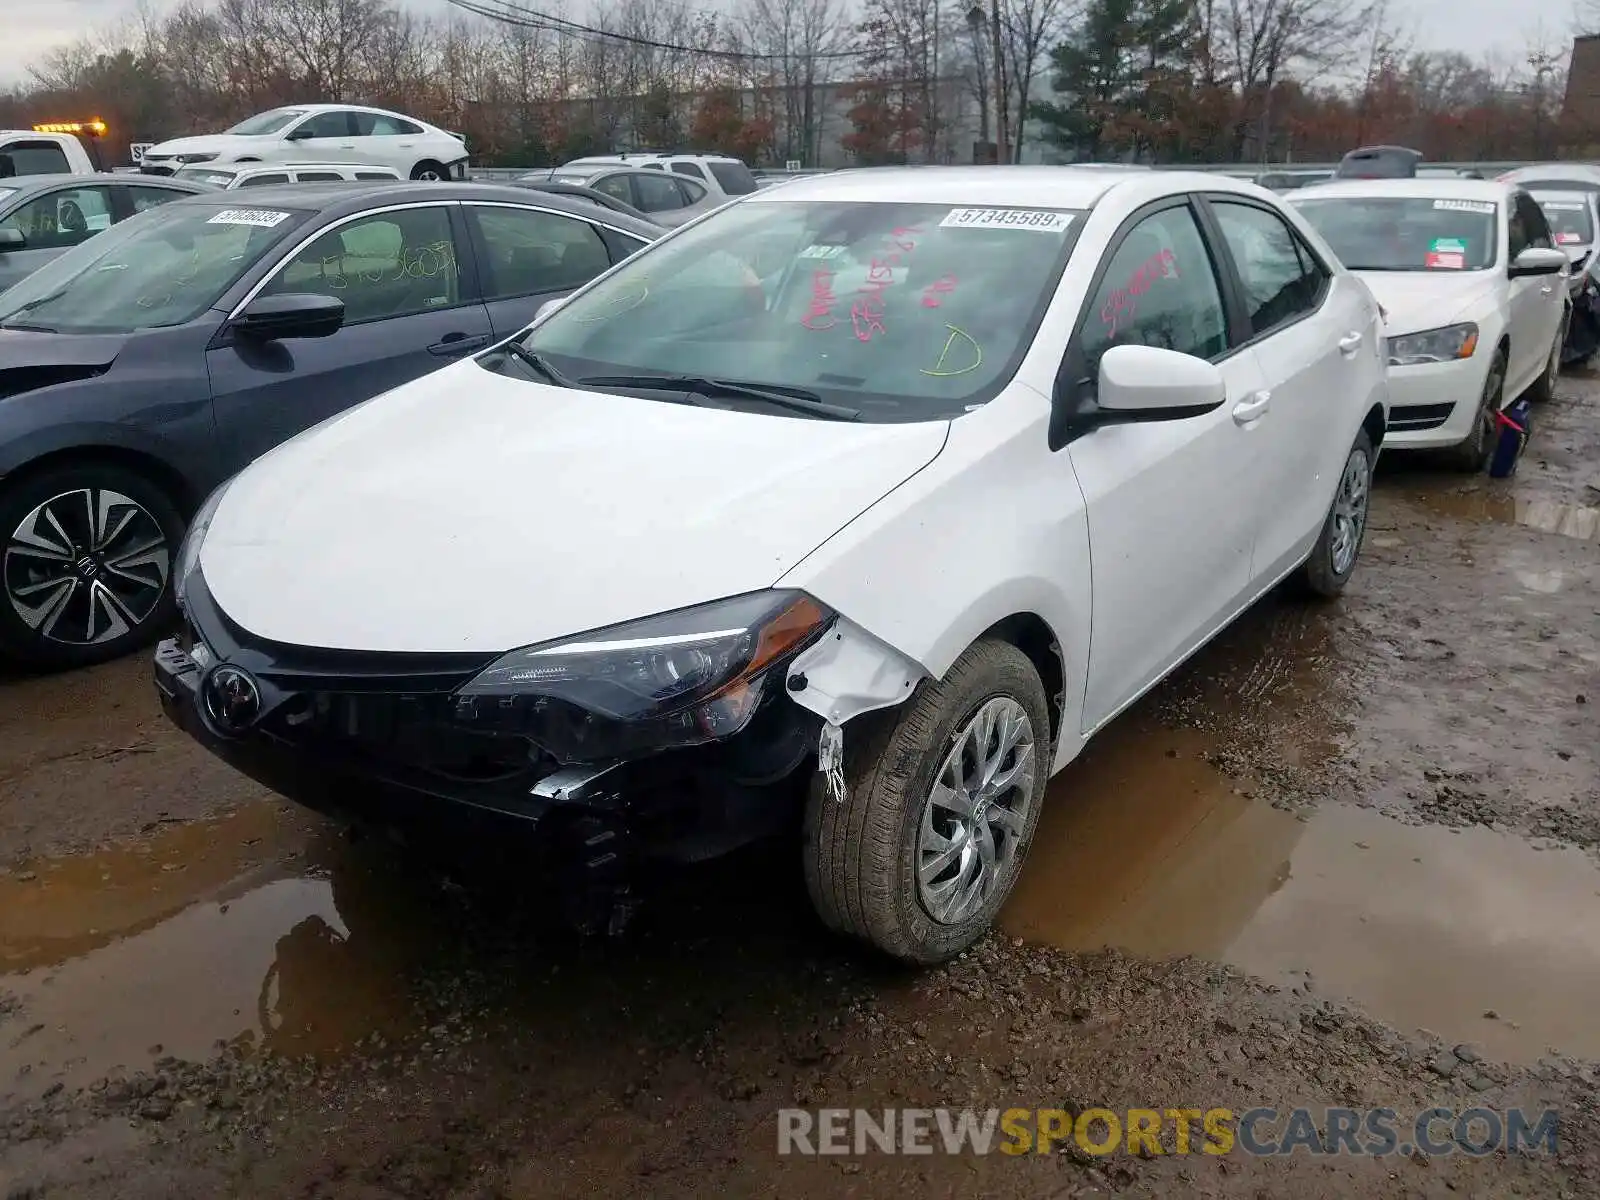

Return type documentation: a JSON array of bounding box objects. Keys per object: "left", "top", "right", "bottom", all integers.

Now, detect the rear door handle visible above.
[
  {"left": 427, "top": 332, "right": 489, "bottom": 356},
  {"left": 1338, "top": 331, "right": 1363, "bottom": 356},
  {"left": 1232, "top": 390, "right": 1271, "bottom": 425}
]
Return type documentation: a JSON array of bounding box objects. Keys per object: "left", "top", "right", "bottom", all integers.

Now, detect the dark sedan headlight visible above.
[
  {"left": 1387, "top": 322, "right": 1478, "bottom": 366},
  {"left": 452, "top": 591, "right": 834, "bottom": 761}
]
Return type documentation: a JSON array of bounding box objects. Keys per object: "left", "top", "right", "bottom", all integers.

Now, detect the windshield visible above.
[
  {"left": 176, "top": 166, "right": 238, "bottom": 186},
  {"left": 1293, "top": 196, "right": 1497, "bottom": 271},
  {"left": 0, "top": 202, "right": 311, "bottom": 333},
  {"left": 225, "top": 108, "right": 305, "bottom": 136},
  {"left": 1532, "top": 193, "right": 1594, "bottom": 246},
  {"left": 522, "top": 199, "right": 1083, "bottom": 420}
]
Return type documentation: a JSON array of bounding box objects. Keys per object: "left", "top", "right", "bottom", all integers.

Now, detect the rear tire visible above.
[
  {"left": 410, "top": 160, "right": 447, "bottom": 181},
  {"left": 802, "top": 639, "right": 1050, "bottom": 964},
  {"left": 0, "top": 463, "right": 184, "bottom": 671},
  {"left": 1441, "top": 350, "right": 1506, "bottom": 473},
  {"left": 1297, "top": 428, "right": 1374, "bottom": 599}
]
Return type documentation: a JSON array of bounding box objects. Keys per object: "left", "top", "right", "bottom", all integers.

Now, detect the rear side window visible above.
[
  {"left": 671, "top": 162, "right": 707, "bottom": 180},
  {"left": 0, "top": 141, "right": 71, "bottom": 177},
  {"left": 238, "top": 173, "right": 290, "bottom": 187},
  {"left": 357, "top": 113, "right": 423, "bottom": 136},
  {"left": 708, "top": 161, "right": 759, "bottom": 195},
  {"left": 675, "top": 178, "right": 707, "bottom": 205},
  {"left": 468, "top": 205, "right": 612, "bottom": 298},
  {"left": 1209, "top": 201, "right": 1327, "bottom": 335},
  {"left": 126, "top": 185, "right": 190, "bottom": 214},
  {"left": 634, "top": 172, "right": 686, "bottom": 212},
  {"left": 293, "top": 171, "right": 344, "bottom": 182},
  {"left": 355, "top": 171, "right": 396, "bottom": 180}
]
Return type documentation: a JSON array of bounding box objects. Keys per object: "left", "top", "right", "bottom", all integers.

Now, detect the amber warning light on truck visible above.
[{"left": 32, "top": 120, "right": 109, "bottom": 137}]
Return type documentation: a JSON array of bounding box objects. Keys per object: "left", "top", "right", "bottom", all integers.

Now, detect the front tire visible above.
[
  {"left": 1297, "top": 428, "right": 1374, "bottom": 599},
  {"left": 1440, "top": 349, "right": 1506, "bottom": 473},
  {"left": 802, "top": 639, "right": 1050, "bottom": 964},
  {"left": 0, "top": 464, "right": 184, "bottom": 670}
]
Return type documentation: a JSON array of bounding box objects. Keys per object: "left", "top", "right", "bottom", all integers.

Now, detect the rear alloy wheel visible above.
[
  {"left": 0, "top": 465, "right": 183, "bottom": 670},
  {"left": 411, "top": 160, "right": 447, "bottom": 181},
  {"left": 1297, "top": 428, "right": 1374, "bottom": 598},
  {"left": 802, "top": 639, "right": 1050, "bottom": 963},
  {"left": 1441, "top": 350, "right": 1506, "bottom": 473}
]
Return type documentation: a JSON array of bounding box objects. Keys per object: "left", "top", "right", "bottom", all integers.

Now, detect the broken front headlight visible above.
[{"left": 451, "top": 590, "right": 834, "bottom": 762}]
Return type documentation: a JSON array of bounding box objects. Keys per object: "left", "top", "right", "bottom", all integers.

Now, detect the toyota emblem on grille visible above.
[{"left": 202, "top": 664, "right": 262, "bottom": 735}]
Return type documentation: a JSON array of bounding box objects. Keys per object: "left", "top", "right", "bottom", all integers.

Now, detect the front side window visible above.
[
  {"left": 294, "top": 111, "right": 353, "bottom": 139},
  {"left": 0, "top": 202, "right": 311, "bottom": 333},
  {"left": 524, "top": 199, "right": 1085, "bottom": 420},
  {"left": 1210, "top": 200, "right": 1326, "bottom": 336},
  {"left": 591, "top": 174, "right": 634, "bottom": 204},
  {"left": 126, "top": 185, "right": 191, "bottom": 214},
  {"left": 1079, "top": 205, "right": 1228, "bottom": 369},
  {"left": 259, "top": 206, "right": 459, "bottom": 324},
  {"left": 1293, "top": 196, "right": 1498, "bottom": 272},
  {"left": 1532, "top": 193, "right": 1594, "bottom": 246},
  {"left": 0, "top": 186, "right": 114, "bottom": 250},
  {"left": 1515, "top": 192, "right": 1554, "bottom": 250},
  {"left": 469, "top": 205, "right": 611, "bottom": 298},
  {"left": 225, "top": 109, "right": 306, "bottom": 136},
  {"left": 634, "top": 172, "right": 686, "bottom": 213}
]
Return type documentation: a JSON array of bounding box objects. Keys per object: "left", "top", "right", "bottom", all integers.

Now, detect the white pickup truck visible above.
[{"left": 0, "top": 130, "right": 99, "bottom": 178}]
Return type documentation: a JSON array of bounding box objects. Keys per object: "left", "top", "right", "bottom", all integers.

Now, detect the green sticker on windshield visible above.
[{"left": 1430, "top": 237, "right": 1466, "bottom": 254}]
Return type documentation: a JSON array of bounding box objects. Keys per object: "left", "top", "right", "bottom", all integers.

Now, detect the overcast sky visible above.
[{"left": 0, "top": 0, "right": 1565, "bottom": 91}]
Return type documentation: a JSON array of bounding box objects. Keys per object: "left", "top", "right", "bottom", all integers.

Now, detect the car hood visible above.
[
  {"left": 200, "top": 364, "right": 950, "bottom": 653},
  {"left": 0, "top": 327, "right": 126, "bottom": 374},
  {"left": 145, "top": 134, "right": 274, "bottom": 157},
  {"left": 1354, "top": 271, "right": 1500, "bottom": 336}
]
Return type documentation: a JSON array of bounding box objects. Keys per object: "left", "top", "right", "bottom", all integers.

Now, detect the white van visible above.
[{"left": 171, "top": 161, "right": 403, "bottom": 188}]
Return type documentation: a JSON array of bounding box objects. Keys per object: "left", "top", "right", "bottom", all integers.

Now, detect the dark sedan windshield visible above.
[
  {"left": 0, "top": 202, "right": 311, "bottom": 334},
  {"left": 523, "top": 199, "right": 1084, "bottom": 419}
]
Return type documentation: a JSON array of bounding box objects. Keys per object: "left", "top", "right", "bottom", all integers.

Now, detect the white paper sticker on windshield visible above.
[
  {"left": 1432, "top": 199, "right": 1495, "bottom": 214},
  {"left": 939, "top": 207, "right": 1074, "bottom": 232},
  {"left": 206, "top": 208, "right": 291, "bottom": 228}
]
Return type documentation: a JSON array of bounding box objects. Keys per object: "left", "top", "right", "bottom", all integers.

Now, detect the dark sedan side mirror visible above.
[
  {"left": 0, "top": 228, "right": 25, "bottom": 251},
  {"left": 232, "top": 293, "right": 344, "bottom": 340}
]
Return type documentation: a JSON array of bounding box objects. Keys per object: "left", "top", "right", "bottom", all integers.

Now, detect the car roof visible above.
[
  {"left": 155, "top": 180, "right": 662, "bottom": 237},
  {"left": 743, "top": 164, "right": 1229, "bottom": 209},
  {"left": 1288, "top": 178, "right": 1512, "bottom": 203},
  {"left": 1499, "top": 163, "right": 1600, "bottom": 182},
  {"left": 255, "top": 102, "right": 419, "bottom": 118},
  {"left": 0, "top": 172, "right": 211, "bottom": 197}
]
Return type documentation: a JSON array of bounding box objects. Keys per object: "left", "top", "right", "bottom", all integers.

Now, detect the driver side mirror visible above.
[
  {"left": 1050, "top": 344, "right": 1227, "bottom": 449},
  {"left": 1510, "top": 246, "right": 1569, "bottom": 278},
  {"left": 0, "top": 228, "right": 24, "bottom": 251},
  {"left": 231, "top": 293, "right": 344, "bottom": 340}
]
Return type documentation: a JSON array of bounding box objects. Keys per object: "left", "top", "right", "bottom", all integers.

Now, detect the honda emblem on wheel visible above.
[{"left": 202, "top": 664, "right": 262, "bottom": 735}]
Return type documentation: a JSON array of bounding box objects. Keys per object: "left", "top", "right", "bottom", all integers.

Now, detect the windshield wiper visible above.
[
  {"left": 495, "top": 342, "right": 572, "bottom": 388},
  {"left": 577, "top": 374, "right": 861, "bottom": 421}
]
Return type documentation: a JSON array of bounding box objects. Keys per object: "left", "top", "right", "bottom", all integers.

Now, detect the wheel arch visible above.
[
  {"left": 976, "top": 612, "right": 1066, "bottom": 749},
  {"left": 0, "top": 443, "right": 198, "bottom": 518},
  {"left": 1361, "top": 403, "right": 1386, "bottom": 451}
]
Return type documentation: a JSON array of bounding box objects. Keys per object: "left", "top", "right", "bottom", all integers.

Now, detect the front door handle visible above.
[
  {"left": 1338, "top": 331, "right": 1363, "bottom": 356},
  {"left": 1232, "top": 390, "right": 1271, "bottom": 425},
  {"left": 427, "top": 332, "right": 490, "bottom": 356}
]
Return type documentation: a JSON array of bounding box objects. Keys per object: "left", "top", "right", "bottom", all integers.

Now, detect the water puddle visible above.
[
  {"left": 1002, "top": 715, "right": 1600, "bottom": 1063},
  {"left": 1402, "top": 489, "right": 1600, "bottom": 541},
  {"left": 0, "top": 806, "right": 425, "bottom": 1103}
]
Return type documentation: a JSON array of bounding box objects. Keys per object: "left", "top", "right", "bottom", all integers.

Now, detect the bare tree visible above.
[
  {"left": 998, "top": 0, "right": 1073, "bottom": 160},
  {"left": 745, "top": 0, "right": 848, "bottom": 165}
]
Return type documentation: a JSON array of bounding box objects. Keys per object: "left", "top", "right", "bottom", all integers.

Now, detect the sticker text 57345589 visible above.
[
  {"left": 207, "top": 208, "right": 292, "bottom": 228},
  {"left": 939, "top": 208, "right": 1074, "bottom": 233}
]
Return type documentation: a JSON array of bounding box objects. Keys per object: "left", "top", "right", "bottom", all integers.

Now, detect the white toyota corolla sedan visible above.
[
  {"left": 155, "top": 167, "right": 1388, "bottom": 963},
  {"left": 1290, "top": 179, "right": 1569, "bottom": 471}
]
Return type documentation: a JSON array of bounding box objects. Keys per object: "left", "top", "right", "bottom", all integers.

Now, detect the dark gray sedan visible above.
[
  {"left": 0, "top": 173, "right": 214, "bottom": 292},
  {"left": 0, "top": 182, "right": 658, "bottom": 668}
]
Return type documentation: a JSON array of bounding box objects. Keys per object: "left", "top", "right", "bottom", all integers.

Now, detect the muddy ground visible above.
[{"left": 1, "top": 378, "right": 1598, "bottom": 1199}]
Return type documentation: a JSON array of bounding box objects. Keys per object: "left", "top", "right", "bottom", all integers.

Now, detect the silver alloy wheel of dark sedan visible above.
[{"left": 3, "top": 487, "right": 172, "bottom": 646}]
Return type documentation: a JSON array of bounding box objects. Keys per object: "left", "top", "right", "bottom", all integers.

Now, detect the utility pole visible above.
[{"left": 990, "top": 0, "right": 1009, "bottom": 163}]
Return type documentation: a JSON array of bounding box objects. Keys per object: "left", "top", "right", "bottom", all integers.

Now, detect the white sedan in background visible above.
[
  {"left": 139, "top": 105, "right": 469, "bottom": 182},
  {"left": 156, "top": 167, "right": 1386, "bottom": 964},
  {"left": 1291, "top": 179, "right": 1569, "bottom": 471}
]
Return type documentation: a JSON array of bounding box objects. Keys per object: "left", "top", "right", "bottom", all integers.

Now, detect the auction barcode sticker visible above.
[
  {"left": 1432, "top": 199, "right": 1495, "bottom": 214},
  {"left": 940, "top": 208, "right": 1074, "bottom": 232},
  {"left": 207, "top": 208, "right": 292, "bottom": 228}
]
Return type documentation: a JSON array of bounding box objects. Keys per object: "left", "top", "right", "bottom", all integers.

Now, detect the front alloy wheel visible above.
[
  {"left": 803, "top": 638, "right": 1050, "bottom": 963},
  {"left": 0, "top": 467, "right": 182, "bottom": 669}
]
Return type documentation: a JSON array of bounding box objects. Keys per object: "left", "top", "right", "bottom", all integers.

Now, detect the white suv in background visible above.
[
  {"left": 558, "top": 153, "right": 760, "bottom": 202},
  {"left": 140, "top": 105, "right": 469, "bottom": 182},
  {"left": 172, "top": 161, "right": 403, "bottom": 188}
]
